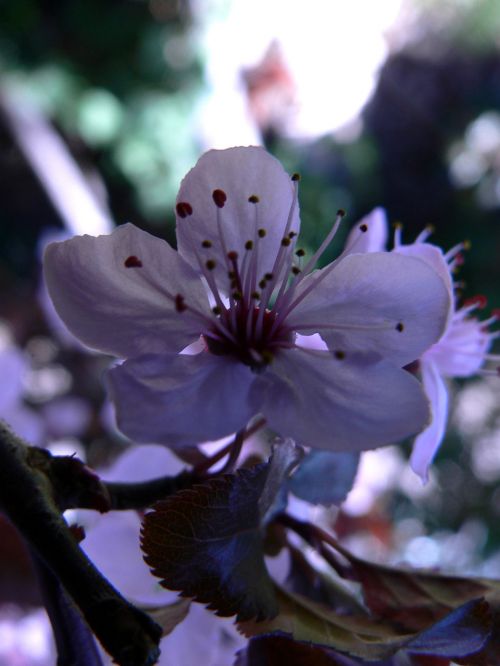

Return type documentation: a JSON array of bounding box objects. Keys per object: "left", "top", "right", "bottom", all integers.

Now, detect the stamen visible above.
[
  {"left": 124, "top": 255, "right": 142, "bottom": 268},
  {"left": 176, "top": 201, "right": 193, "bottom": 218},
  {"left": 393, "top": 222, "right": 403, "bottom": 247},
  {"left": 415, "top": 225, "right": 434, "bottom": 244},
  {"left": 212, "top": 189, "right": 227, "bottom": 208}
]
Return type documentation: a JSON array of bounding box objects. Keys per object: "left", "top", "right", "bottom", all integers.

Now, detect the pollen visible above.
[
  {"left": 124, "top": 255, "right": 142, "bottom": 268},
  {"left": 176, "top": 201, "right": 193, "bottom": 218},
  {"left": 212, "top": 189, "right": 227, "bottom": 208}
]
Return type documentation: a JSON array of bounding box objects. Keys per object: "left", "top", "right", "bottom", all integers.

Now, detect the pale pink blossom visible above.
[
  {"left": 346, "top": 208, "right": 498, "bottom": 480},
  {"left": 44, "top": 147, "right": 451, "bottom": 453}
]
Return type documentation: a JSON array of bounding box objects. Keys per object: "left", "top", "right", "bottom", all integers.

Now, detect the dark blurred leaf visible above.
[
  {"left": 141, "top": 442, "right": 300, "bottom": 622},
  {"left": 144, "top": 598, "right": 191, "bottom": 638},
  {"left": 234, "top": 633, "right": 352, "bottom": 666},
  {"left": 288, "top": 451, "right": 359, "bottom": 506},
  {"left": 328, "top": 537, "right": 497, "bottom": 631},
  {"left": 238, "top": 586, "right": 492, "bottom": 662},
  {"left": 406, "top": 599, "right": 491, "bottom": 657}
]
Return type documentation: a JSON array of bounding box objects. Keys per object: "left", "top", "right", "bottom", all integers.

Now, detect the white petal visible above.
[
  {"left": 394, "top": 242, "right": 453, "bottom": 300},
  {"left": 107, "top": 352, "right": 257, "bottom": 448},
  {"left": 410, "top": 360, "right": 449, "bottom": 482},
  {"left": 286, "top": 252, "right": 451, "bottom": 367},
  {"left": 423, "top": 315, "right": 491, "bottom": 377},
  {"left": 252, "top": 348, "right": 431, "bottom": 452},
  {"left": 44, "top": 224, "right": 210, "bottom": 358},
  {"left": 176, "top": 146, "right": 300, "bottom": 292},
  {"left": 344, "top": 207, "right": 388, "bottom": 254}
]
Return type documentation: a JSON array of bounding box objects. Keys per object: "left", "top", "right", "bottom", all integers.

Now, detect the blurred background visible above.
[{"left": 1, "top": 0, "right": 500, "bottom": 662}]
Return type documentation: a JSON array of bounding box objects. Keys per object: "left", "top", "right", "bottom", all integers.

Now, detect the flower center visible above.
[{"left": 204, "top": 305, "right": 293, "bottom": 370}]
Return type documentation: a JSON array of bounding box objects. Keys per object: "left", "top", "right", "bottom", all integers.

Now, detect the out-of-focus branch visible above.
[{"left": 0, "top": 422, "right": 161, "bottom": 666}]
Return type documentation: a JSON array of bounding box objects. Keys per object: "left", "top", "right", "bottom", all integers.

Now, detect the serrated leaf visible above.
[
  {"left": 288, "top": 451, "right": 359, "bottom": 507},
  {"left": 141, "top": 445, "right": 299, "bottom": 623}
]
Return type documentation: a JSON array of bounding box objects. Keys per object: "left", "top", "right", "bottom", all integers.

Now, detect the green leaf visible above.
[{"left": 141, "top": 442, "right": 300, "bottom": 622}]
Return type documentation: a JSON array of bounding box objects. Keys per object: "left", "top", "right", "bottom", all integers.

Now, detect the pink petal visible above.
[
  {"left": 287, "top": 252, "right": 451, "bottom": 367},
  {"left": 252, "top": 348, "right": 431, "bottom": 451},
  {"left": 107, "top": 352, "right": 257, "bottom": 448},
  {"left": 175, "top": 147, "right": 300, "bottom": 293},
  {"left": 44, "top": 224, "right": 210, "bottom": 358},
  {"left": 344, "top": 207, "right": 388, "bottom": 254},
  {"left": 410, "top": 360, "right": 449, "bottom": 482}
]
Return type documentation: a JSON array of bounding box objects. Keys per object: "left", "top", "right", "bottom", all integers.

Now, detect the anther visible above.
[
  {"left": 264, "top": 273, "right": 274, "bottom": 281},
  {"left": 228, "top": 270, "right": 236, "bottom": 279},
  {"left": 259, "top": 279, "right": 267, "bottom": 289},
  {"left": 227, "top": 251, "right": 239, "bottom": 261},
  {"left": 206, "top": 260, "right": 216, "bottom": 270},
  {"left": 245, "top": 240, "right": 254, "bottom": 250},
  {"left": 212, "top": 189, "right": 227, "bottom": 208},
  {"left": 359, "top": 224, "right": 368, "bottom": 233},
  {"left": 248, "top": 194, "right": 259, "bottom": 203},
  {"left": 232, "top": 291, "right": 243, "bottom": 301},
  {"left": 295, "top": 248, "right": 305, "bottom": 257},
  {"left": 291, "top": 173, "right": 301, "bottom": 181},
  {"left": 464, "top": 294, "right": 488, "bottom": 309},
  {"left": 291, "top": 266, "right": 301, "bottom": 275},
  {"left": 281, "top": 237, "right": 291, "bottom": 247},
  {"left": 176, "top": 202, "right": 193, "bottom": 218},
  {"left": 258, "top": 228, "right": 266, "bottom": 238},
  {"left": 396, "top": 322, "right": 404, "bottom": 332},
  {"left": 251, "top": 291, "right": 260, "bottom": 300},
  {"left": 337, "top": 209, "right": 346, "bottom": 217},
  {"left": 124, "top": 255, "right": 142, "bottom": 268},
  {"left": 463, "top": 239, "right": 471, "bottom": 250},
  {"left": 175, "top": 294, "right": 187, "bottom": 312},
  {"left": 212, "top": 306, "right": 221, "bottom": 315},
  {"left": 201, "top": 240, "right": 212, "bottom": 248},
  {"left": 288, "top": 231, "right": 297, "bottom": 239},
  {"left": 334, "top": 350, "right": 345, "bottom": 360}
]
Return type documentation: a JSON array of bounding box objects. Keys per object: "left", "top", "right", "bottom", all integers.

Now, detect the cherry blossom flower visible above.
[
  {"left": 44, "top": 147, "right": 451, "bottom": 453},
  {"left": 345, "top": 208, "right": 499, "bottom": 480}
]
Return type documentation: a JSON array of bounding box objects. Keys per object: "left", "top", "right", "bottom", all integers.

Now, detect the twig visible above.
[{"left": 0, "top": 421, "right": 162, "bottom": 666}]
